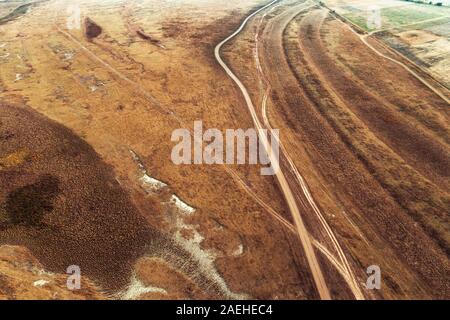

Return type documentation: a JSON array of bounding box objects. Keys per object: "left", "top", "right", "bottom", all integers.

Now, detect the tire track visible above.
[
  {"left": 214, "top": 0, "right": 331, "bottom": 300},
  {"left": 254, "top": 1, "right": 364, "bottom": 300}
]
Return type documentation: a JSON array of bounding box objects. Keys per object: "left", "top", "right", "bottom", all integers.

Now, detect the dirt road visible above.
[
  {"left": 254, "top": 2, "right": 364, "bottom": 300},
  {"left": 221, "top": 0, "right": 449, "bottom": 299},
  {"left": 272, "top": 4, "right": 449, "bottom": 298},
  {"left": 215, "top": 0, "right": 333, "bottom": 300}
]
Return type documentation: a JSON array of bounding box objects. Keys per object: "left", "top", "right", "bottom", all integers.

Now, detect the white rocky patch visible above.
[
  {"left": 118, "top": 275, "right": 167, "bottom": 300},
  {"left": 167, "top": 201, "right": 247, "bottom": 300},
  {"left": 128, "top": 150, "right": 246, "bottom": 299},
  {"left": 33, "top": 279, "right": 50, "bottom": 287},
  {"left": 130, "top": 149, "right": 167, "bottom": 192},
  {"left": 170, "top": 194, "right": 195, "bottom": 215},
  {"left": 140, "top": 174, "right": 167, "bottom": 192},
  {"left": 63, "top": 52, "right": 74, "bottom": 60},
  {"left": 34, "top": 268, "right": 55, "bottom": 277},
  {"left": 232, "top": 244, "right": 244, "bottom": 257}
]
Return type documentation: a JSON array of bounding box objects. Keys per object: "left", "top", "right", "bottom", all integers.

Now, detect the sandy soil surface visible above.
[
  {"left": 0, "top": 0, "right": 448, "bottom": 300},
  {"left": 0, "top": 0, "right": 315, "bottom": 299},
  {"left": 224, "top": 0, "right": 449, "bottom": 299}
]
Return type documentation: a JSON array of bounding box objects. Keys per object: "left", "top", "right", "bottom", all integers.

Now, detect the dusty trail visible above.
[
  {"left": 295, "top": 10, "right": 450, "bottom": 190},
  {"left": 281, "top": 5, "right": 450, "bottom": 297},
  {"left": 215, "top": 0, "right": 331, "bottom": 300},
  {"left": 358, "top": 35, "right": 450, "bottom": 105},
  {"left": 228, "top": 165, "right": 356, "bottom": 289},
  {"left": 254, "top": 1, "right": 364, "bottom": 300}
]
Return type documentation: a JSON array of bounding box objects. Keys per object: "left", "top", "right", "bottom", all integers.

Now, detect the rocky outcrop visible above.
[{"left": 84, "top": 18, "right": 102, "bottom": 39}]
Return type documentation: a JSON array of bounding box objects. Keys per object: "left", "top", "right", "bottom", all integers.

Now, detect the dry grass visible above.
[{"left": 285, "top": 12, "right": 449, "bottom": 253}]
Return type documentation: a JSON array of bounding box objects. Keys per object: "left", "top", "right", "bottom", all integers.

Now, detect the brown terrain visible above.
[
  {"left": 0, "top": 245, "right": 106, "bottom": 299},
  {"left": 0, "top": 0, "right": 448, "bottom": 300},
  {"left": 220, "top": 0, "right": 449, "bottom": 298}
]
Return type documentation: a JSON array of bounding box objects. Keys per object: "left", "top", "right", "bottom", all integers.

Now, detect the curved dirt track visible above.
[
  {"left": 254, "top": 1, "right": 364, "bottom": 300},
  {"left": 270, "top": 5, "right": 449, "bottom": 298},
  {"left": 215, "top": 0, "right": 332, "bottom": 300},
  {"left": 219, "top": 0, "right": 450, "bottom": 299},
  {"left": 296, "top": 10, "right": 450, "bottom": 191}
]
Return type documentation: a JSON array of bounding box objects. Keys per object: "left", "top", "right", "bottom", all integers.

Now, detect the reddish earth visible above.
[
  {"left": 1, "top": 0, "right": 311, "bottom": 300},
  {"left": 0, "top": 0, "right": 448, "bottom": 300},
  {"left": 0, "top": 245, "right": 105, "bottom": 300},
  {"left": 284, "top": 8, "right": 449, "bottom": 297},
  {"left": 224, "top": 0, "right": 449, "bottom": 299}
]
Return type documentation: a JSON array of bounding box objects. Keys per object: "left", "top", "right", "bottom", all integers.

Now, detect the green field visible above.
[{"left": 343, "top": 3, "right": 450, "bottom": 32}]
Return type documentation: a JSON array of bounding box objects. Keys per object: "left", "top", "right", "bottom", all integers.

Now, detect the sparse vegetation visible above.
[
  {"left": 0, "top": 0, "right": 448, "bottom": 300},
  {"left": 343, "top": 2, "right": 450, "bottom": 31},
  {"left": 0, "top": 2, "right": 34, "bottom": 25},
  {"left": 285, "top": 15, "right": 450, "bottom": 253}
]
